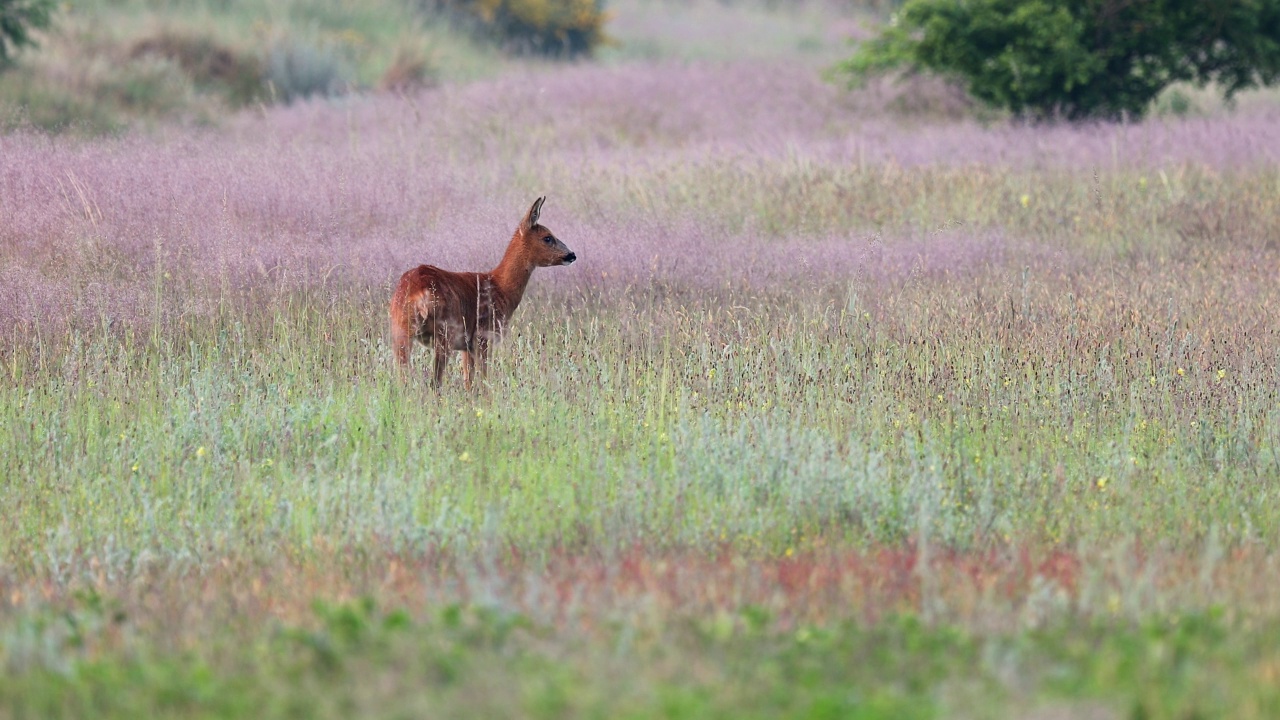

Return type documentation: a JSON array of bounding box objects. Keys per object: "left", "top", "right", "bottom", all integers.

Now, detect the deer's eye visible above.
[{"left": 543, "top": 236, "right": 555, "bottom": 244}]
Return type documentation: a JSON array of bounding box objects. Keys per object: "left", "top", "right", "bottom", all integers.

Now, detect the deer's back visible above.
[{"left": 392, "top": 265, "right": 509, "bottom": 338}]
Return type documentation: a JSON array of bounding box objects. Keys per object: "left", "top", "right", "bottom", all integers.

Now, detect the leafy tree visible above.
[
  {"left": 0, "top": 0, "right": 53, "bottom": 67},
  {"left": 837, "top": 0, "right": 1280, "bottom": 120}
]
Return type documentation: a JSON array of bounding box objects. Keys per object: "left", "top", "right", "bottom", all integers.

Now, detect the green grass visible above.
[
  {"left": 4, "top": 199, "right": 1276, "bottom": 715},
  {"left": 3, "top": 243, "right": 1279, "bottom": 563},
  {"left": 5, "top": 597, "right": 1280, "bottom": 719}
]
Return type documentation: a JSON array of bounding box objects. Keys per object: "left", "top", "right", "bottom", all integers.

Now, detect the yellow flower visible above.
[
  {"left": 131, "top": 463, "right": 139, "bottom": 472},
  {"left": 475, "top": 408, "right": 484, "bottom": 417},
  {"left": 459, "top": 452, "right": 471, "bottom": 463},
  {"left": 1217, "top": 369, "right": 1227, "bottom": 380},
  {"left": 196, "top": 446, "right": 207, "bottom": 458},
  {"left": 1177, "top": 367, "right": 1185, "bottom": 376},
  {"left": 1020, "top": 194, "right": 1031, "bottom": 208},
  {"left": 1096, "top": 477, "right": 1108, "bottom": 490}
]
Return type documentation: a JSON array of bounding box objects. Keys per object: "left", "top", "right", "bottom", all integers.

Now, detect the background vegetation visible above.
[
  {"left": 0, "top": 0, "right": 53, "bottom": 66},
  {"left": 2, "top": 1, "right": 1280, "bottom": 718},
  {"left": 840, "top": 0, "right": 1280, "bottom": 120}
]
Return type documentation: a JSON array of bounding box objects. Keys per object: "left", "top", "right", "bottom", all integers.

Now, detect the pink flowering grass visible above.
[{"left": 3, "top": 59, "right": 1279, "bottom": 342}]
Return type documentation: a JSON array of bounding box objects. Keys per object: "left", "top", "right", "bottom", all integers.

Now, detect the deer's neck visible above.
[{"left": 489, "top": 234, "right": 535, "bottom": 315}]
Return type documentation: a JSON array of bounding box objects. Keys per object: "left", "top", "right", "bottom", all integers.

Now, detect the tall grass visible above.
[{"left": 2, "top": 38, "right": 1280, "bottom": 719}]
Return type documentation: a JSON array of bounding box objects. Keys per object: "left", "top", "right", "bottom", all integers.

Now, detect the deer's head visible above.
[{"left": 517, "top": 197, "right": 576, "bottom": 267}]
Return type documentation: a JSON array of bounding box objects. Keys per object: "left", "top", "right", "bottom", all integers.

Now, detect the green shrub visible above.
[
  {"left": 0, "top": 67, "right": 119, "bottom": 133},
  {"left": 423, "top": 0, "right": 609, "bottom": 58},
  {"left": 837, "top": 0, "right": 1280, "bottom": 121},
  {"left": 265, "top": 40, "right": 353, "bottom": 103},
  {"left": 128, "top": 32, "right": 266, "bottom": 107},
  {"left": 0, "top": 0, "right": 54, "bottom": 66}
]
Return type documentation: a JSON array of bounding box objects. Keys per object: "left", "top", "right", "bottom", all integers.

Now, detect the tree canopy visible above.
[{"left": 838, "top": 0, "right": 1280, "bottom": 120}]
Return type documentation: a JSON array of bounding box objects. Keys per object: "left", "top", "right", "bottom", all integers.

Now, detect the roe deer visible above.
[{"left": 389, "top": 197, "right": 576, "bottom": 389}]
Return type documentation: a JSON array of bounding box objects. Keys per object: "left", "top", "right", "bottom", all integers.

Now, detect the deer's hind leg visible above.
[{"left": 390, "top": 305, "right": 415, "bottom": 371}]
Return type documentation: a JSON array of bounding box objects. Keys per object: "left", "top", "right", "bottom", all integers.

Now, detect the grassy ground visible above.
[{"left": 3, "top": 1, "right": 1280, "bottom": 718}]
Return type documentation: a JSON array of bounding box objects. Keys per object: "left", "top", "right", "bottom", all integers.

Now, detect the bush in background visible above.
[
  {"left": 265, "top": 40, "right": 354, "bottom": 103},
  {"left": 0, "top": 0, "right": 53, "bottom": 66},
  {"left": 129, "top": 32, "right": 265, "bottom": 106},
  {"left": 378, "top": 47, "right": 437, "bottom": 92},
  {"left": 423, "top": 0, "right": 609, "bottom": 58},
  {"left": 838, "top": 0, "right": 1280, "bottom": 121}
]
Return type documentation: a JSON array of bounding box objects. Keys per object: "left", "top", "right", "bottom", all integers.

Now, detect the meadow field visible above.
[{"left": 2, "top": 1, "right": 1280, "bottom": 717}]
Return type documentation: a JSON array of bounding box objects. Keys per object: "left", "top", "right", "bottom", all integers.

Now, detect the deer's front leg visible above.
[
  {"left": 432, "top": 345, "right": 449, "bottom": 390},
  {"left": 461, "top": 351, "right": 476, "bottom": 391},
  {"left": 473, "top": 336, "right": 491, "bottom": 385}
]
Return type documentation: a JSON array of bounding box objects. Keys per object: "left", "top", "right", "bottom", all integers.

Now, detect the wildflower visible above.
[
  {"left": 131, "top": 463, "right": 139, "bottom": 472},
  {"left": 785, "top": 547, "right": 794, "bottom": 558},
  {"left": 1096, "top": 477, "right": 1108, "bottom": 490},
  {"left": 475, "top": 408, "right": 484, "bottom": 418},
  {"left": 1020, "top": 194, "right": 1031, "bottom": 208},
  {"left": 459, "top": 451, "right": 471, "bottom": 463},
  {"left": 707, "top": 368, "right": 716, "bottom": 379},
  {"left": 196, "top": 446, "right": 207, "bottom": 458},
  {"left": 1217, "top": 369, "right": 1226, "bottom": 380},
  {"left": 1177, "top": 367, "right": 1185, "bottom": 376}
]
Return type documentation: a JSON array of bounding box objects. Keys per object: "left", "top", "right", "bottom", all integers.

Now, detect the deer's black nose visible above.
[{"left": 562, "top": 252, "right": 576, "bottom": 265}]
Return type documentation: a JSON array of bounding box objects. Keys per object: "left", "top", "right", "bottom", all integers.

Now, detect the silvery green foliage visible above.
[{"left": 265, "top": 41, "right": 352, "bottom": 103}]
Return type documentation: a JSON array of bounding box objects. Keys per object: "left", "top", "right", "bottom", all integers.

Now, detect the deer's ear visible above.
[{"left": 521, "top": 196, "right": 546, "bottom": 232}]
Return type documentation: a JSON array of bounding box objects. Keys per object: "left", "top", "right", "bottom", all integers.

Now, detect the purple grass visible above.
[{"left": 2, "top": 59, "right": 1278, "bottom": 335}]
